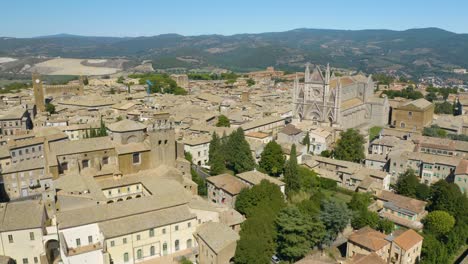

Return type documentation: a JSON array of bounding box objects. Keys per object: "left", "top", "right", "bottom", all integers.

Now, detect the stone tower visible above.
[{"left": 32, "top": 73, "right": 45, "bottom": 112}]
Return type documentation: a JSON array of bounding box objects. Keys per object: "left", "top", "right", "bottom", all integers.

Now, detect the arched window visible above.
[
  {"left": 186, "top": 239, "right": 192, "bottom": 248},
  {"left": 175, "top": 240, "right": 180, "bottom": 251},
  {"left": 137, "top": 249, "right": 143, "bottom": 259},
  {"left": 163, "top": 243, "right": 168, "bottom": 255},
  {"left": 150, "top": 246, "right": 155, "bottom": 256},
  {"left": 123, "top": 253, "right": 129, "bottom": 263}
]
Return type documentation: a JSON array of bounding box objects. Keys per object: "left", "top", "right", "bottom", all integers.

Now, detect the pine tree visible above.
[{"left": 284, "top": 144, "right": 300, "bottom": 198}]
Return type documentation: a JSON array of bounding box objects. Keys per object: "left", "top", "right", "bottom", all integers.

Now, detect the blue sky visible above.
[{"left": 1, "top": 0, "right": 467, "bottom": 37}]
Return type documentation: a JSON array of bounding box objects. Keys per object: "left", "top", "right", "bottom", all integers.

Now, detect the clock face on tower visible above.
[{"left": 35, "top": 79, "right": 40, "bottom": 84}]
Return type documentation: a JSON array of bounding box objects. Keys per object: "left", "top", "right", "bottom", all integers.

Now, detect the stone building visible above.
[
  {"left": 347, "top": 227, "right": 423, "bottom": 264},
  {"left": 194, "top": 222, "right": 239, "bottom": 264},
  {"left": 292, "top": 64, "right": 389, "bottom": 129},
  {"left": 390, "top": 98, "right": 434, "bottom": 132}
]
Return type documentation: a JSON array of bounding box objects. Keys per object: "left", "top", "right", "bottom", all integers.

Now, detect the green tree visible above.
[
  {"left": 235, "top": 180, "right": 285, "bottom": 217},
  {"left": 275, "top": 206, "right": 325, "bottom": 261},
  {"left": 45, "top": 103, "right": 56, "bottom": 114},
  {"left": 319, "top": 199, "right": 351, "bottom": 246},
  {"left": 259, "top": 141, "right": 285, "bottom": 177},
  {"left": 297, "top": 166, "right": 319, "bottom": 192},
  {"left": 234, "top": 209, "right": 278, "bottom": 264},
  {"left": 225, "top": 128, "right": 255, "bottom": 174},
  {"left": 377, "top": 219, "right": 394, "bottom": 234},
  {"left": 216, "top": 115, "right": 230, "bottom": 127},
  {"left": 351, "top": 210, "right": 380, "bottom": 230},
  {"left": 334, "top": 129, "right": 365, "bottom": 163},
  {"left": 420, "top": 234, "right": 449, "bottom": 264},
  {"left": 302, "top": 132, "right": 310, "bottom": 153},
  {"left": 435, "top": 101, "right": 454, "bottom": 114},
  {"left": 208, "top": 133, "right": 226, "bottom": 175},
  {"left": 348, "top": 192, "right": 373, "bottom": 211},
  {"left": 424, "top": 210, "right": 455, "bottom": 236},
  {"left": 320, "top": 150, "right": 332, "bottom": 158},
  {"left": 246, "top": 78, "right": 255, "bottom": 86},
  {"left": 191, "top": 168, "right": 207, "bottom": 196},
  {"left": 116, "top": 76, "right": 125, "bottom": 84},
  {"left": 184, "top": 151, "right": 193, "bottom": 164},
  {"left": 234, "top": 181, "right": 285, "bottom": 264},
  {"left": 425, "top": 91, "right": 437, "bottom": 102},
  {"left": 284, "top": 144, "right": 300, "bottom": 198},
  {"left": 429, "top": 180, "right": 468, "bottom": 222},
  {"left": 98, "top": 116, "right": 107, "bottom": 137},
  {"left": 395, "top": 168, "right": 420, "bottom": 198}
]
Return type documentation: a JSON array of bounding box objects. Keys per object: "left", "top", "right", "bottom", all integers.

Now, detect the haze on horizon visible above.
[{"left": 1, "top": 0, "right": 467, "bottom": 38}]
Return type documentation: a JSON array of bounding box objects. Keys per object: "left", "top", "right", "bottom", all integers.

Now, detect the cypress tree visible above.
[
  {"left": 208, "top": 132, "right": 226, "bottom": 175},
  {"left": 284, "top": 144, "right": 300, "bottom": 198},
  {"left": 226, "top": 128, "right": 255, "bottom": 174}
]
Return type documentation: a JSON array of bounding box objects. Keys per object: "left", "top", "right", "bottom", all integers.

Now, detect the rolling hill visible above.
[{"left": 1, "top": 27, "right": 468, "bottom": 77}]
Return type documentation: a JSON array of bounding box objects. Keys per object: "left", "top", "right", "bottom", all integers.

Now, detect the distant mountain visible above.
[{"left": 1, "top": 28, "right": 468, "bottom": 77}]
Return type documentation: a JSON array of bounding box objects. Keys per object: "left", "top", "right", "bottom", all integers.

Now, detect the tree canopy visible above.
[
  {"left": 424, "top": 210, "right": 455, "bottom": 236},
  {"left": 275, "top": 206, "right": 325, "bottom": 261},
  {"left": 225, "top": 128, "right": 255, "bottom": 174},
  {"left": 216, "top": 115, "right": 230, "bottom": 127},
  {"left": 284, "top": 144, "right": 300, "bottom": 198},
  {"left": 259, "top": 141, "right": 285, "bottom": 177},
  {"left": 334, "top": 129, "right": 365, "bottom": 163}
]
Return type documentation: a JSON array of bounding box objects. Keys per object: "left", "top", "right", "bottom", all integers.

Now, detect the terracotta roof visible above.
[
  {"left": 280, "top": 124, "right": 302, "bottom": 136},
  {"left": 348, "top": 226, "right": 389, "bottom": 251},
  {"left": 350, "top": 253, "right": 386, "bottom": 264},
  {"left": 393, "top": 229, "right": 423, "bottom": 251},
  {"left": 377, "top": 191, "right": 427, "bottom": 214},
  {"left": 206, "top": 174, "right": 248, "bottom": 195},
  {"left": 455, "top": 159, "right": 468, "bottom": 175}
]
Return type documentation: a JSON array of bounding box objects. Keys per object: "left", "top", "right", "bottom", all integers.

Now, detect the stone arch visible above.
[
  {"left": 308, "top": 111, "right": 321, "bottom": 121},
  {"left": 126, "top": 135, "right": 138, "bottom": 144}
]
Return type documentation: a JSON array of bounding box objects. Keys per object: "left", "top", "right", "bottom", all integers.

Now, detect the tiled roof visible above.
[
  {"left": 348, "top": 226, "right": 389, "bottom": 251},
  {"left": 393, "top": 229, "right": 423, "bottom": 251}
]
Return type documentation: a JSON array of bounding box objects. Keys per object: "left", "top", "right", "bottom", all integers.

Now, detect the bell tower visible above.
[{"left": 32, "top": 73, "right": 45, "bottom": 112}]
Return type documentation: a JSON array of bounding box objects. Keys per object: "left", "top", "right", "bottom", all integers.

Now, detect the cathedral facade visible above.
[{"left": 292, "top": 64, "right": 389, "bottom": 129}]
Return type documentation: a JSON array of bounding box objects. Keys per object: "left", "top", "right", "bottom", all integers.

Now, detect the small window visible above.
[
  {"left": 29, "top": 232, "right": 35, "bottom": 241},
  {"left": 136, "top": 234, "right": 141, "bottom": 240},
  {"left": 8, "top": 234, "right": 13, "bottom": 243},
  {"left": 88, "top": 235, "right": 93, "bottom": 244},
  {"left": 188, "top": 222, "right": 191, "bottom": 228},
  {"left": 76, "top": 238, "right": 81, "bottom": 247},
  {"left": 149, "top": 228, "right": 154, "bottom": 237},
  {"left": 34, "top": 257, "right": 38, "bottom": 264},
  {"left": 124, "top": 253, "right": 129, "bottom": 263},
  {"left": 123, "top": 238, "right": 127, "bottom": 244},
  {"left": 110, "top": 240, "right": 115, "bottom": 247},
  {"left": 61, "top": 162, "right": 68, "bottom": 171},
  {"left": 163, "top": 243, "right": 168, "bottom": 255},
  {"left": 137, "top": 249, "right": 143, "bottom": 259},
  {"left": 22, "top": 258, "right": 28, "bottom": 264},
  {"left": 175, "top": 240, "right": 180, "bottom": 251},
  {"left": 175, "top": 225, "right": 179, "bottom": 231},
  {"left": 162, "top": 228, "right": 166, "bottom": 234},
  {"left": 82, "top": 160, "right": 89, "bottom": 168},
  {"left": 408, "top": 111, "right": 413, "bottom": 116},
  {"left": 150, "top": 245, "right": 155, "bottom": 256},
  {"left": 132, "top": 153, "right": 140, "bottom": 164},
  {"left": 102, "top": 156, "right": 109, "bottom": 165}
]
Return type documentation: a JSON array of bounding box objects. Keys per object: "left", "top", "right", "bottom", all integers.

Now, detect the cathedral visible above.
[{"left": 292, "top": 64, "right": 389, "bottom": 130}]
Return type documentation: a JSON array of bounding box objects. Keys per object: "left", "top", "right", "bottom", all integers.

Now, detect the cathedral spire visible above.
[
  {"left": 305, "top": 63, "right": 310, "bottom": 82},
  {"left": 325, "top": 63, "right": 330, "bottom": 84}
]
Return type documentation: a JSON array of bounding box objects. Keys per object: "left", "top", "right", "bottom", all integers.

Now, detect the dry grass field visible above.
[{"left": 29, "top": 58, "right": 122, "bottom": 76}]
